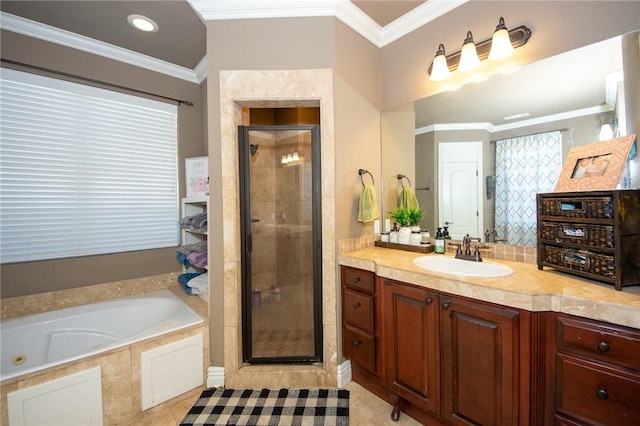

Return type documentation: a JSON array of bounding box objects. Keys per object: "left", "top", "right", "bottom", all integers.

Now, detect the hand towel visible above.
[
  {"left": 358, "top": 183, "right": 380, "bottom": 223},
  {"left": 399, "top": 187, "right": 420, "bottom": 209}
]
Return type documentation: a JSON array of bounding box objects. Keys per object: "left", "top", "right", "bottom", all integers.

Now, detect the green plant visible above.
[
  {"left": 407, "top": 207, "right": 424, "bottom": 226},
  {"left": 389, "top": 207, "right": 411, "bottom": 227}
]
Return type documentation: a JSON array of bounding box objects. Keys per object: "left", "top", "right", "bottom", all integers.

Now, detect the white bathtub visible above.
[{"left": 0, "top": 289, "right": 203, "bottom": 381}]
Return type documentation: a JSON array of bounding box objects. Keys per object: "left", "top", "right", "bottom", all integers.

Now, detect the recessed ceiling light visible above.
[{"left": 127, "top": 14, "right": 158, "bottom": 33}]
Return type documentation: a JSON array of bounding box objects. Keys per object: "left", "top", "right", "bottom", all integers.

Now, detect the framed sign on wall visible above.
[{"left": 185, "top": 156, "right": 208, "bottom": 197}]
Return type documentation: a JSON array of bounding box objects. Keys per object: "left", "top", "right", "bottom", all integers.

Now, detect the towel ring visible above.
[
  {"left": 397, "top": 174, "right": 411, "bottom": 190},
  {"left": 358, "top": 169, "right": 374, "bottom": 186}
]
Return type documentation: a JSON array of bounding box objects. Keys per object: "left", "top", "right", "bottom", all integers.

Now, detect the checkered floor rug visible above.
[{"left": 180, "top": 388, "right": 350, "bottom": 426}]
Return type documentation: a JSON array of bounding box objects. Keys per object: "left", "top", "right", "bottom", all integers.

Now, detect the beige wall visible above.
[
  {"left": 0, "top": 30, "right": 205, "bottom": 298},
  {"left": 380, "top": 1, "right": 640, "bottom": 111}
]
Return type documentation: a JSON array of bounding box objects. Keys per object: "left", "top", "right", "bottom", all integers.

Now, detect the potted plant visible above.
[
  {"left": 407, "top": 207, "right": 424, "bottom": 232},
  {"left": 389, "top": 207, "right": 412, "bottom": 244}
]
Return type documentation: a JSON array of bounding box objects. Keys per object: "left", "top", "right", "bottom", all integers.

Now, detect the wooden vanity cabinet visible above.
[
  {"left": 340, "top": 266, "right": 385, "bottom": 395},
  {"left": 554, "top": 314, "right": 640, "bottom": 426},
  {"left": 382, "top": 280, "right": 440, "bottom": 420},
  {"left": 380, "top": 277, "right": 539, "bottom": 425},
  {"left": 440, "top": 294, "right": 521, "bottom": 425}
]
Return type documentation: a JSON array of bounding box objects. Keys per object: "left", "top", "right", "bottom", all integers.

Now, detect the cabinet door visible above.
[
  {"left": 383, "top": 279, "right": 440, "bottom": 417},
  {"left": 441, "top": 295, "right": 520, "bottom": 425}
]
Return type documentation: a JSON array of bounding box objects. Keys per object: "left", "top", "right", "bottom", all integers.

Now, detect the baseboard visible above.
[
  {"left": 337, "top": 360, "right": 352, "bottom": 387},
  {"left": 207, "top": 366, "right": 225, "bottom": 388}
]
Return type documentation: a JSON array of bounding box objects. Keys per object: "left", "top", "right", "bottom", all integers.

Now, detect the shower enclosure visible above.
[{"left": 238, "top": 125, "right": 322, "bottom": 363}]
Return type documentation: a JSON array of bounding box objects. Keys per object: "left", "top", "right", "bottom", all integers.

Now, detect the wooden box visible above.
[{"left": 537, "top": 190, "right": 640, "bottom": 290}]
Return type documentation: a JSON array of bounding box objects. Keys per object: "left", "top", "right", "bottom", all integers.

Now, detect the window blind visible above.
[{"left": 0, "top": 68, "right": 179, "bottom": 263}]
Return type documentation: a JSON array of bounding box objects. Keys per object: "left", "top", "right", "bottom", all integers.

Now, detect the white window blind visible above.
[{"left": 0, "top": 68, "right": 179, "bottom": 263}]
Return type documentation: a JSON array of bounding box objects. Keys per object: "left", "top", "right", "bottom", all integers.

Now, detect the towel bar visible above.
[{"left": 358, "top": 169, "right": 374, "bottom": 186}]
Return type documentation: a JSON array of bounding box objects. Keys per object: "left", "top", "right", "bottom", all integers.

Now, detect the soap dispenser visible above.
[
  {"left": 435, "top": 227, "right": 445, "bottom": 254},
  {"left": 442, "top": 226, "right": 451, "bottom": 240}
]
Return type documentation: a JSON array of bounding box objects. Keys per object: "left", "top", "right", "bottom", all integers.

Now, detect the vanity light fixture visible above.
[
  {"left": 127, "top": 14, "right": 159, "bottom": 33},
  {"left": 430, "top": 44, "right": 451, "bottom": 81},
  {"left": 458, "top": 31, "right": 480, "bottom": 72},
  {"left": 428, "top": 17, "right": 531, "bottom": 81},
  {"left": 488, "top": 17, "right": 515, "bottom": 60},
  {"left": 281, "top": 151, "right": 300, "bottom": 164}
]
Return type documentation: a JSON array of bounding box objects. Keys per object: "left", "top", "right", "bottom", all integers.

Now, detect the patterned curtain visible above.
[{"left": 495, "top": 131, "right": 562, "bottom": 246}]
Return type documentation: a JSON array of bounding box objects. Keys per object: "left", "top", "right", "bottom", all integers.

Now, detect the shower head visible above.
[{"left": 250, "top": 144, "right": 259, "bottom": 156}]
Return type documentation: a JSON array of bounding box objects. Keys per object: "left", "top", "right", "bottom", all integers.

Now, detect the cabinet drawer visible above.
[
  {"left": 556, "top": 354, "right": 640, "bottom": 426},
  {"left": 342, "top": 267, "right": 375, "bottom": 293},
  {"left": 543, "top": 245, "right": 615, "bottom": 279},
  {"left": 343, "top": 325, "right": 376, "bottom": 373},
  {"left": 541, "top": 222, "right": 615, "bottom": 248},
  {"left": 541, "top": 196, "right": 613, "bottom": 219},
  {"left": 558, "top": 315, "right": 640, "bottom": 370},
  {"left": 343, "top": 289, "right": 374, "bottom": 333}
]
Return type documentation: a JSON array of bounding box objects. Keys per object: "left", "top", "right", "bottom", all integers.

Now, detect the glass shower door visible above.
[{"left": 239, "top": 125, "right": 322, "bottom": 363}]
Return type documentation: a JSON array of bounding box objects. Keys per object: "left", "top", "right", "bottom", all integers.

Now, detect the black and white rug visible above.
[{"left": 180, "top": 388, "right": 350, "bottom": 426}]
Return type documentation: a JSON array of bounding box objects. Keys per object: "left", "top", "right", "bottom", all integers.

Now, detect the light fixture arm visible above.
[{"left": 428, "top": 25, "right": 532, "bottom": 75}]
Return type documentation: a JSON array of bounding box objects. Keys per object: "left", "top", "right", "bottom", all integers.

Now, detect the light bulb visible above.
[
  {"left": 458, "top": 31, "right": 480, "bottom": 72},
  {"left": 430, "top": 44, "right": 451, "bottom": 81},
  {"left": 489, "top": 17, "right": 514, "bottom": 61}
]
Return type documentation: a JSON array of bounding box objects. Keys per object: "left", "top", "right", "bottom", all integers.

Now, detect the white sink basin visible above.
[{"left": 413, "top": 256, "right": 514, "bottom": 278}]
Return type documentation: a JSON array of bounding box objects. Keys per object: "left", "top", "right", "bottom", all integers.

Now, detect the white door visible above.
[{"left": 438, "top": 142, "right": 482, "bottom": 240}]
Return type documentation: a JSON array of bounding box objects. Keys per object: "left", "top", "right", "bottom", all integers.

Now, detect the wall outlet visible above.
[{"left": 374, "top": 219, "right": 380, "bottom": 234}]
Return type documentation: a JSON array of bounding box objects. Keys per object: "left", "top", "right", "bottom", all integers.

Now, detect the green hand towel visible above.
[
  {"left": 358, "top": 184, "right": 380, "bottom": 224},
  {"left": 399, "top": 187, "right": 420, "bottom": 209}
]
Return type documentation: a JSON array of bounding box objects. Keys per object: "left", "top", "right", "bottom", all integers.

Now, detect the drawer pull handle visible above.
[
  {"left": 353, "top": 339, "right": 361, "bottom": 348},
  {"left": 425, "top": 298, "right": 433, "bottom": 305},
  {"left": 442, "top": 302, "right": 450, "bottom": 310},
  {"left": 352, "top": 302, "right": 360, "bottom": 309},
  {"left": 597, "top": 341, "right": 610, "bottom": 352},
  {"left": 597, "top": 388, "right": 608, "bottom": 400},
  {"left": 352, "top": 276, "right": 361, "bottom": 284}
]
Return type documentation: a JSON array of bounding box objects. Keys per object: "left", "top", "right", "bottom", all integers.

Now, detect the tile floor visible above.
[{"left": 133, "top": 381, "right": 422, "bottom": 425}]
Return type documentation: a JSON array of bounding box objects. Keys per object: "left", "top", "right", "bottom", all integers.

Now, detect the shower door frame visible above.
[{"left": 238, "top": 124, "right": 323, "bottom": 364}]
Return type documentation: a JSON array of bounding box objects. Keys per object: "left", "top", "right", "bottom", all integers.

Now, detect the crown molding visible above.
[
  {"left": 381, "top": 0, "right": 468, "bottom": 46},
  {"left": 0, "top": 12, "right": 205, "bottom": 84},
  {"left": 188, "top": 0, "right": 468, "bottom": 48},
  {"left": 415, "top": 105, "right": 613, "bottom": 135}
]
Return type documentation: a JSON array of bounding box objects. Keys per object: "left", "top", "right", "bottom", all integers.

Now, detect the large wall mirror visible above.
[{"left": 382, "top": 30, "right": 638, "bottom": 248}]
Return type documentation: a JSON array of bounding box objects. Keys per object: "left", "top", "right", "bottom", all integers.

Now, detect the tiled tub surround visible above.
[
  {"left": 0, "top": 275, "right": 209, "bottom": 425},
  {"left": 339, "top": 247, "right": 640, "bottom": 329}
]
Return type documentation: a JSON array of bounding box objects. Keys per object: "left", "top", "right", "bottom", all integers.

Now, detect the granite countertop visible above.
[{"left": 339, "top": 247, "right": 640, "bottom": 329}]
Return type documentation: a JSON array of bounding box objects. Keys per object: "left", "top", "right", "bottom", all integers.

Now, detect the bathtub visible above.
[{"left": 0, "top": 289, "right": 203, "bottom": 381}]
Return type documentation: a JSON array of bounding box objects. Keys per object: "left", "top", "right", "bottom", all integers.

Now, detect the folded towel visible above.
[
  {"left": 358, "top": 183, "right": 380, "bottom": 224},
  {"left": 187, "top": 272, "right": 208, "bottom": 295},
  {"left": 399, "top": 187, "right": 420, "bottom": 209},
  {"left": 177, "top": 241, "right": 208, "bottom": 255},
  {"left": 187, "top": 251, "right": 208, "bottom": 268}
]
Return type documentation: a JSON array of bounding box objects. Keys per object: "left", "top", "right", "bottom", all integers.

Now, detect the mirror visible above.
[{"left": 382, "top": 31, "right": 637, "bottom": 247}]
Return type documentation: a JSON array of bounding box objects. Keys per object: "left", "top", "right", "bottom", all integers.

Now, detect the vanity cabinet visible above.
[
  {"left": 554, "top": 314, "right": 640, "bottom": 426},
  {"left": 341, "top": 267, "right": 380, "bottom": 379},
  {"left": 440, "top": 293, "right": 520, "bottom": 425},
  {"left": 380, "top": 277, "right": 535, "bottom": 425},
  {"left": 382, "top": 280, "right": 440, "bottom": 419},
  {"left": 537, "top": 190, "right": 640, "bottom": 290}
]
